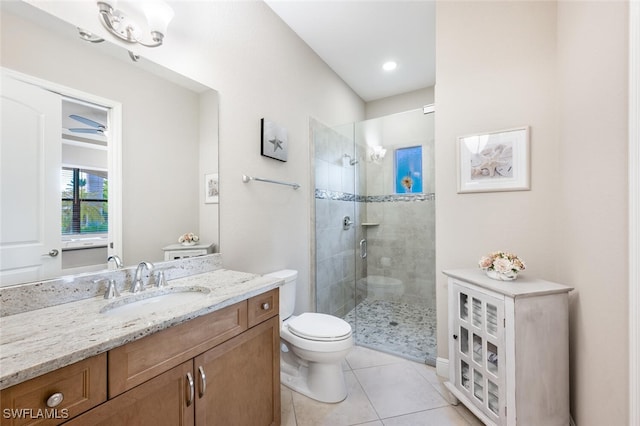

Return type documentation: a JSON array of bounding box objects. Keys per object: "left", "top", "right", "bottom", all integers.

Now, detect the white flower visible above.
[
  {"left": 492, "top": 257, "right": 513, "bottom": 274},
  {"left": 478, "top": 251, "right": 526, "bottom": 277},
  {"left": 178, "top": 232, "right": 199, "bottom": 243}
]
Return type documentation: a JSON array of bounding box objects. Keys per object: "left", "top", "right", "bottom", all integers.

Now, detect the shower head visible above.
[{"left": 343, "top": 154, "right": 358, "bottom": 166}]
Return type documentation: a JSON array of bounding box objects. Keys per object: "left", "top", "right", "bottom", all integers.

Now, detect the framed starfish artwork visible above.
[
  {"left": 261, "top": 118, "right": 288, "bottom": 162},
  {"left": 457, "top": 126, "right": 530, "bottom": 193}
]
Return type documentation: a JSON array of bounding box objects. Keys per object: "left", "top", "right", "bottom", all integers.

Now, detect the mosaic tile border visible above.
[{"left": 315, "top": 189, "right": 435, "bottom": 203}]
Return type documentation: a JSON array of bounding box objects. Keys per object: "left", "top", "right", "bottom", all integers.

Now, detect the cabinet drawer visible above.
[
  {"left": 248, "top": 288, "right": 279, "bottom": 328},
  {"left": 108, "top": 301, "right": 247, "bottom": 397},
  {"left": 0, "top": 353, "right": 107, "bottom": 426}
]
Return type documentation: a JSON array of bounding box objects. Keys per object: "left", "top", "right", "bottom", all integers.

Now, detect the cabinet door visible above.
[
  {"left": 64, "top": 361, "right": 195, "bottom": 426},
  {"left": 194, "top": 316, "right": 280, "bottom": 426},
  {"left": 109, "top": 301, "right": 247, "bottom": 397},
  {"left": 451, "top": 282, "right": 505, "bottom": 423},
  {"left": 0, "top": 354, "right": 106, "bottom": 426}
]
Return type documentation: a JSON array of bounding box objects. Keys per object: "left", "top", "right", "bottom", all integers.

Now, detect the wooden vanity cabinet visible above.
[
  {"left": 107, "top": 300, "right": 249, "bottom": 397},
  {"left": 0, "top": 354, "right": 106, "bottom": 426},
  {"left": 65, "top": 288, "right": 280, "bottom": 426},
  {"left": 195, "top": 316, "right": 280, "bottom": 426},
  {"left": 63, "top": 361, "right": 195, "bottom": 426}
]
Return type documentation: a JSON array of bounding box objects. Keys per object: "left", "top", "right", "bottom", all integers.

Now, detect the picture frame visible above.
[
  {"left": 457, "top": 126, "right": 530, "bottom": 193},
  {"left": 204, "top": 173, "right": 219, "bottom": 204},
  {"left": 261, "top": 118, "right": 288, "bottom": 162}
]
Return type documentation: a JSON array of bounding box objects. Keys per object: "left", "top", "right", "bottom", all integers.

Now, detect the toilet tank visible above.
[{"left": 264, "top": 269, "right": 297, "bottom": 320}]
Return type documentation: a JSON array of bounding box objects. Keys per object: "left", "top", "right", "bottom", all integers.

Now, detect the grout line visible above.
[{"left": 349, "top": 366, "right": 383, "bottom": 422}]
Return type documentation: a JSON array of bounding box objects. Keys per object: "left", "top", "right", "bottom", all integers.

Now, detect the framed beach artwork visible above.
[
  {"left": 395, "top": 146, "right": 423, "bottom": 194},
  {"left": 205, "top": 173, "right": 219, "bottom": 204},
  {"left": 261, "top": 118, "right": 288, "bottom": 162},
  {"left": 457, "top": 126, "right": 530, "bottom": 193}
]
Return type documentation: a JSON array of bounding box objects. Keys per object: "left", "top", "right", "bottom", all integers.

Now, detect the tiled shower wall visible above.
[
  {"left": 359, "top": 109, "right": 436, "bottom": 308},
  {"left": 312, "top": 109, "right": 436, "bottom": 317},
  {"left": 313, "top": 119, "right": 365, "bottom": 317}
]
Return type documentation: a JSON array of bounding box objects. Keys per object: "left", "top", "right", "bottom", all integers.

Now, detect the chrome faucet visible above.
[
  {"left": 107, "top": 255, "right": 123, "bottom": 269},
  {"left": 131, "top": 261, "right": 154, "bottom": 293}
]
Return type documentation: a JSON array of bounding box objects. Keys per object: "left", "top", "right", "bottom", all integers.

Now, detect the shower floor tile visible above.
[{"left": 343, "top": 298, "right": 437, "bottom": 365}]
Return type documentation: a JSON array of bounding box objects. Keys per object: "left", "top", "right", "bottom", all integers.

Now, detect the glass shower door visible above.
[
  {"left": 313, "top": 108, "right": 436, "bottom": 365},
  {"left": 353, "top": 108, "right": 436, "bottom": 364}
]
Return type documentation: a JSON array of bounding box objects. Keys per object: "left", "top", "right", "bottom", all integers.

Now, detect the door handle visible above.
[
  {"left": 198, "top": 366, "right": 206, "bottom": 397},
  {"left": 359, "top": 239, "right": 367, "bottom": 259},
  {"left": 42, "top": 249, "right": 59, "bottom": 257},
  {"left": 186, "top": 372, "right": 194, "bottom": 406}
]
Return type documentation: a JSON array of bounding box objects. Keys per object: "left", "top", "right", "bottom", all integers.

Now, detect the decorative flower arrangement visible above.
[
  {"left": 401, "top": 176, "right": 413, "bottom": 192},
  {"left": 478, "top": 251, "right": 526, "bottom": 281},
  {"left": 178, "top": 232, "right": 199, "bottom": 246}
]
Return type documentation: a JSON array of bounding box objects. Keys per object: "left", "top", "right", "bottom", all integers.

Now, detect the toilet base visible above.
[{"left": 280, "top": 348, "right": 348, "bottom": 403}]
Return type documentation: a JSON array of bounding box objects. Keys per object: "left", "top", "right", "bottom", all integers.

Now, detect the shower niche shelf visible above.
[
  {"left": 361, "top": 222, "right": 380, "bottom": 227},
  {"left": 443, "top": 269, "right": 573, "bottom": 426}
]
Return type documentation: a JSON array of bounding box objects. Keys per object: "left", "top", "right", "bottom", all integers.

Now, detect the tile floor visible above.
[{"left": 281, "top": 346, "right": 483, "bottom": 426}]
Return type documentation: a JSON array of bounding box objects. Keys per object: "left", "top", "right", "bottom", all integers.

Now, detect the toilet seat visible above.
[{"left": 286, "top": 313, "right": 352, "bottom": 342}]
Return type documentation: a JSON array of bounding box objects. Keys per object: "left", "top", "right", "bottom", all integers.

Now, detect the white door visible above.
[{"left": 0, "top": 71, "right": 62, "bottom": 286}]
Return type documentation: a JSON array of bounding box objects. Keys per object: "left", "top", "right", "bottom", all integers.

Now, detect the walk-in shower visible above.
[{"left": 312, "top": 107, "right": 436, "bottom": 364}]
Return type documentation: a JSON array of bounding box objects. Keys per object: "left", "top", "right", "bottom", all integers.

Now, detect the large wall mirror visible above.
[{"left": 0, "top": 1, "right": 219, "bottom": 287}]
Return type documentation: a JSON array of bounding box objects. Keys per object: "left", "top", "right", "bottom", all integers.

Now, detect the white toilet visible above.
[{"left": 265, "top": 269, "right": 354, "bottom": 403}]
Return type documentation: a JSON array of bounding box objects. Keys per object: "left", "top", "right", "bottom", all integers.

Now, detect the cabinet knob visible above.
[
  {"left": 46, "top": 392, "right": 64, "bottom": 408},
  {"left": 261, "top": 302, "right": 270, "bottom": 310},
  {"left": 453, "top": 334, "right": 458, "bottom": 340}
]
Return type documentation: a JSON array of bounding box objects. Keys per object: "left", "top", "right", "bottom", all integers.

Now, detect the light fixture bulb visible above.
[
  {"left": 382, "top": 61, "right": 397, "bottom": 71},
  {"left": 141, "top": 0, "right": 175, "bottom": 37}
]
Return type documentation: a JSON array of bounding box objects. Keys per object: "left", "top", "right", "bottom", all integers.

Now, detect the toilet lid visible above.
[{"left": 287, "top": 313, "right": 352, "bottom": 341}]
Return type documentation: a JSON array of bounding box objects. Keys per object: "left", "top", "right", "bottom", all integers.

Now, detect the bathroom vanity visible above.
[
  {"left": 0, "top": 268, "right": 282, "bottom": 426},
  {"left": 443, "top": 269, "right": 573, "bottom": 426}
]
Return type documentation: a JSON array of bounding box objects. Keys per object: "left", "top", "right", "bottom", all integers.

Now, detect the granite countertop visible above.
[{"left": 0, "top": 269, "right": 283, "bottom": 390}]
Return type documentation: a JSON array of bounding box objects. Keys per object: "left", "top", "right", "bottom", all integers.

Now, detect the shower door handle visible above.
[{"left": 360, "top": 239, "right": 367, "bottom": 259}]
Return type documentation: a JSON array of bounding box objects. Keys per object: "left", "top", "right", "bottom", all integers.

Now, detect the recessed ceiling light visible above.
[{"left": 382, "top": 61, "right": 397, "bottom": 71}]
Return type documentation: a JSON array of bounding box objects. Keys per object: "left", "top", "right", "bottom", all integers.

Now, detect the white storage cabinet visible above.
[{"left": 443, "top": 269, "right": 573, "bottom": 426}]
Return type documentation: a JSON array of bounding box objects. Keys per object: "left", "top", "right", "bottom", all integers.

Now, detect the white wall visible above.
[
  {"left": 556, "top": 2, "right": 629, "bottom": 424},
  {"left": 199, "top": 90, "right": 220, "bottom": 249},
  {"left": 25, "top": 0, "right": 365, "bottom": 313},
  {"left": 436, "top": 1, "right": 629, "bottom": 424},
  {"left": 365, "top": 87, "right": 434, "bottom": 120}
]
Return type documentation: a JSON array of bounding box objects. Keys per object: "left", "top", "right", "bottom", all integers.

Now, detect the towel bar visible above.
[{"left": 242, "top": 174, "right": 300, "bottom": 190}]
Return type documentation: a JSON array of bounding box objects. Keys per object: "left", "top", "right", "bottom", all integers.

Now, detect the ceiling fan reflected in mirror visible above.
[{"left": 68, "top": 114, "right": 107, "bottom": 135}]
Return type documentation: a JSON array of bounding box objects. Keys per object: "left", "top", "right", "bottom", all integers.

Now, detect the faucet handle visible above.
[
  {"left": 104, "top": 279, "right": 120, "bottom": 299},
  {"left": 155, "top": 271, "right": 167, "bottom": 288}
]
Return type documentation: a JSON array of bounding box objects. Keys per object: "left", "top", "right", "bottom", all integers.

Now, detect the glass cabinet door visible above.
[{"left": 452, "top": 282, "right": 505, "bottom": 422}]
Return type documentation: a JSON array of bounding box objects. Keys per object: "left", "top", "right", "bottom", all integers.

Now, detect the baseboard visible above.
[{"left": 436, "top": 357, "right": 449, "bottom": 378}]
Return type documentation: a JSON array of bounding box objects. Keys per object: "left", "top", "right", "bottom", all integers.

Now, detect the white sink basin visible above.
[{"left": 101, "top": 287, "right": 210, "bottom": 317}]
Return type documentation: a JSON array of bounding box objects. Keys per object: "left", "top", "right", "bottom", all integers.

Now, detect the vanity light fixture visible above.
[
  {"left": 382, "top": 61, "right": 397, "bottom": 71},
  {"left": 77, "top": 27, "right": 104, "bottom": 43},
  {"left": 97, "top": 0, "right": 174, "bottom": 48},
  {"left": 370, "top": 146, "right": 387, "bottom": 163}
]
